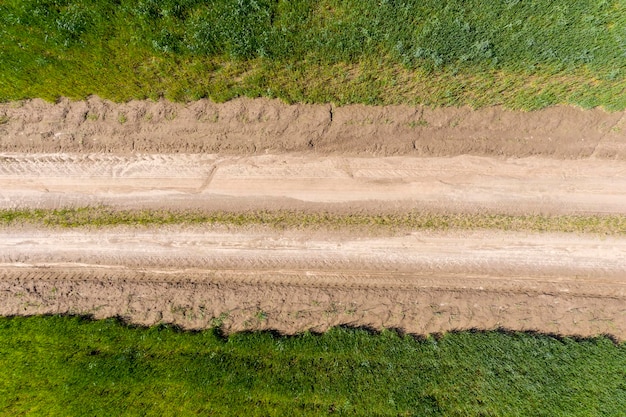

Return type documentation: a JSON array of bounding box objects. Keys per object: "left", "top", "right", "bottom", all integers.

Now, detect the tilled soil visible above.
[{"left": 1, "top": 97, "right": 625, "bottom": 339}]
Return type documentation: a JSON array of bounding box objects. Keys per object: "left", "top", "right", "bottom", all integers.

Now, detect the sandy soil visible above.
[
  {"left": 2, "top": 153, "right": 626, "bottom": 214},
  {"left": 1, "top": 97, "right": 625, "bottom": 339}
]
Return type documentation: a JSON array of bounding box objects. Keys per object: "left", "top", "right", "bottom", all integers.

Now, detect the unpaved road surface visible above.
[
  {"left": 3, "top": 153, "right": 626, "bottom": 214},
  {"left": 3, "top": 228, "right": 626, "bottom": 280},
  {"left": 1, "top": 98, "right": 626, "bottom": 339}
]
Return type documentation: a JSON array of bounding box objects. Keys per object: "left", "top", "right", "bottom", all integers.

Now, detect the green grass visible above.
[
  {"left": 2, "top": 207, "right": 626, "bottom": 235},
  {"left": 0, "top": 316, "right": 624, "bottom": 416},
  {"left": 1, "top": 0, "right": 625, "bottom": 109}
]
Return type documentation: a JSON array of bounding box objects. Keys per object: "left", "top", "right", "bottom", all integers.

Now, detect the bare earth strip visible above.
[
  {"left": 1, "top": 98, "right": 626, "bottom": 339},
  {"left": 1, "top": 228, "right": 625, "bottom": 338}
]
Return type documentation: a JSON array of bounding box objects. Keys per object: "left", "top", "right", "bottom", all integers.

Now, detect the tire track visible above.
[
  {"left": 2, "top": 153, "right": 626, "bottom": 213},
  {"left": 1, "top": 228, "right": 625, "bottom": 282},
  {"left": 0, "top": 153, "right": 219, "bottom": 178},
  {"left": 0, "top": 227, "right": 626, "bottom": 295}
]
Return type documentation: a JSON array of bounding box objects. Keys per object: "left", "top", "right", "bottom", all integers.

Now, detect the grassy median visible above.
[{"left": 2, "top": 207, "right": 626, "bottom": 235}]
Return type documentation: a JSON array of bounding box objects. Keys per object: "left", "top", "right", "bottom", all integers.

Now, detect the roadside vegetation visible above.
[
  {"left": 1, "top": 207, "right": 625, "bottom": 235},
  {"left": 1, "top": 316, "right": 624, "bottom": 416},
  {"left": 1, "top": 0, "right": 625, "bottom": 109}
]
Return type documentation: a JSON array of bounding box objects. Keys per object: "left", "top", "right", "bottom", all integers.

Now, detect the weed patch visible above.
[
  {"left": 0, "top": 207, "right": 626, "bottom": 235},
  {"left": 1, "top": 207, "right": 625, "bottom": 235}
]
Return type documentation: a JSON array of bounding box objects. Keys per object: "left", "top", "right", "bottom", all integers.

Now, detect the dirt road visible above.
[
  {"left": 1, "top": 98, "right": 625, "bottom": 339},
  {"left": 3, "top": 228, "right": 626, "bottom": 279}
]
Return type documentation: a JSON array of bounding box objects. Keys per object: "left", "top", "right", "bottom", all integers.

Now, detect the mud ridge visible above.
[
  {"left": 2, "top": 267, "right": 625, "bottom": 340},
  {"left": 1, "top": 97, "right": 625, "bottom": 158}
]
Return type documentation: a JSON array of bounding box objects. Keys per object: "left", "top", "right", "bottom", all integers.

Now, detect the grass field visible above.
[
  {"left": 1, "top": 0, "right": 625, "bottom": 109},
  {"left": 0, "top": 316, "right": 624, "bottom": 416},
  {"left": 2, "top": 207, "right": 626, "bottom": 235}
]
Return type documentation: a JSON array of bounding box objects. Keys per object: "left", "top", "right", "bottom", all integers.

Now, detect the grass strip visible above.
[
  {"left": 1, "top": 207, "right": 626, "bottom": 235},
  {"left": 0, "top": 316, "right": 624, "bottom": 416},
  {"left": 1, "top": 0, "right": 625, "bottom": 109}
]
